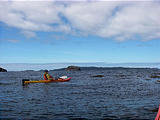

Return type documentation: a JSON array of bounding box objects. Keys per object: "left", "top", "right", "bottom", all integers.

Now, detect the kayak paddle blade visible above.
[{"left": 22, "top": 79, "right": 30, "bottom": 86}]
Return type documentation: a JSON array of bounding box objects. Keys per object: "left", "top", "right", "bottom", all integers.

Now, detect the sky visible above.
[{"left": 0, "top": 0, "right": 160, "bottom": 63}]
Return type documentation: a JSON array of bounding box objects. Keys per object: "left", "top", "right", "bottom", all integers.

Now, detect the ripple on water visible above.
[
  {"left": 0, "top": 82, "right": 17, "bottom": 86},
  {"left": 0, "top": 68, "right": 160, "bottom": 119}
]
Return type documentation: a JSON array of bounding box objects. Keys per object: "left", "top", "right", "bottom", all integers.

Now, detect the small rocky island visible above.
[
  {"left": 0, "top": 67, "right": 7, "bottom": 72},
  {"left": 66, "top": 66, "right": 81, "bottom": 71}
]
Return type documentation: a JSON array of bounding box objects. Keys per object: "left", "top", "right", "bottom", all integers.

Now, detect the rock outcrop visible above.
[
  {"left": 150, "top": 75, "right": 160, "bottom": 78},
  {"left": 92, "top": 75, "right": 104, "bottom": 77},
  {"left": 66, "top": 66, "right": 81, "bottom": 71},
  {"left": 0, "top": 67, "right": 7, "bottom": 72}
]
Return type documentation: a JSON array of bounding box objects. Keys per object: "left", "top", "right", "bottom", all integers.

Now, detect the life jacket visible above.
[
  {"left": 43, "top": 74, "right": 48, "bottom": 80},
  {"left": 44, "top": 73, "right": 53, "bottom": 80}
]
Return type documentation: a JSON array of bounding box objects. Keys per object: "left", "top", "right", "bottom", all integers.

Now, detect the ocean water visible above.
[
  {"left": 0, "top": 67, "right": 160, "bottom": 119},
  {"left": 0, "top": 63, "right": 160, "bottom": 71}
]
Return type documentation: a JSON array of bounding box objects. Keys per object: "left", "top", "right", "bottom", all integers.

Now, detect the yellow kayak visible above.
[{"left": 22, "top": 77, "right": 71, "bottom": 85}]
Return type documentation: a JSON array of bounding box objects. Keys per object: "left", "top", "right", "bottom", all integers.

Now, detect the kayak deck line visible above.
[{"left": 22, "top": 77, "right": 71, "bottom": 85}]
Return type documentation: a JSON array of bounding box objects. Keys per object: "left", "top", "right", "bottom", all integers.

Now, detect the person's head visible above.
[{"left": 44, "top": 70, "right": 48, "bottom": 73}]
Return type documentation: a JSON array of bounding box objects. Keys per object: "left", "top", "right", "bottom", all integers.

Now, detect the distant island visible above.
[{"left": 0, "top": 63, "right": 160, "bottom": 71}]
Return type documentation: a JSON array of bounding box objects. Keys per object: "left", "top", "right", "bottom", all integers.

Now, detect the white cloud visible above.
[
  {"left": 0, "top": 1, "right": 60, "bottom": 31},
  {"left": 51, "top": 34, "right": 66, "bottom": 40},
  {"left": 63, "top": 2, "right": 119, "bottom": 34},
  {"left": 97, "top": 2, "right": 160, "bottom": 40},
  {"left": 21, "top": 30, "right": 36, "bottom": 38},
  {"left": 8, "top": 39, "right": 19, "bottom": 43},
  {"left": 0, "top": 1, "right": 160, "bottom": 41}
]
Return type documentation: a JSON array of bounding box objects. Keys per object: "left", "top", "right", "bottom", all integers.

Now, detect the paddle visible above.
[{"left": 22, "top": 79, "right": 30, "bottom": 86}]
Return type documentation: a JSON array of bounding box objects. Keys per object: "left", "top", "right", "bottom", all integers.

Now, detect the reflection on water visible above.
[{"left": 0, "top": 67, "right": 160, "bottom": 119}]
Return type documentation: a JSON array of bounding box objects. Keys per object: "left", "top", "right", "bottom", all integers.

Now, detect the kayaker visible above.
[{"left": 43, "top": 70, "right": 54, "bottom": 80}]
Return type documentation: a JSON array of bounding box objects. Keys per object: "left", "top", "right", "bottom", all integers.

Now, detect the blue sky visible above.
[{"left": 0, "top": 0, "right": 160, "bottom": 63}]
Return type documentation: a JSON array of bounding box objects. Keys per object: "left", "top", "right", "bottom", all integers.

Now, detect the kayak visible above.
[{"left": 22, "top": 77, "right": 71, "bottom": 85}]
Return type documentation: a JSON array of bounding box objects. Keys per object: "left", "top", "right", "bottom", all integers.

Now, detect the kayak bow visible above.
[{"left": 22, "top": 77, "right": 71, "bottom": 85}]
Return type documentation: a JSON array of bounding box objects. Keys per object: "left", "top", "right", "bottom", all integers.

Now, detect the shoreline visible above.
[
  {"left": 0, "top": 63, "right": 160, "bottom": 71},
  {"left": 2, "top": 66, "right": 160, "bottom": 72}
]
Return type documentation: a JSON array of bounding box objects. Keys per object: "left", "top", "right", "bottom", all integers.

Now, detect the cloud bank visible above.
[{"left": 0, "top": 0, "right": 160, "bottom": 41}]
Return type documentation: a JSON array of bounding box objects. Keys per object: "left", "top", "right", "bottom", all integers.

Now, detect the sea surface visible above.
[{"left": 1, "top": 67, "right": 160, "bottom": 119}]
